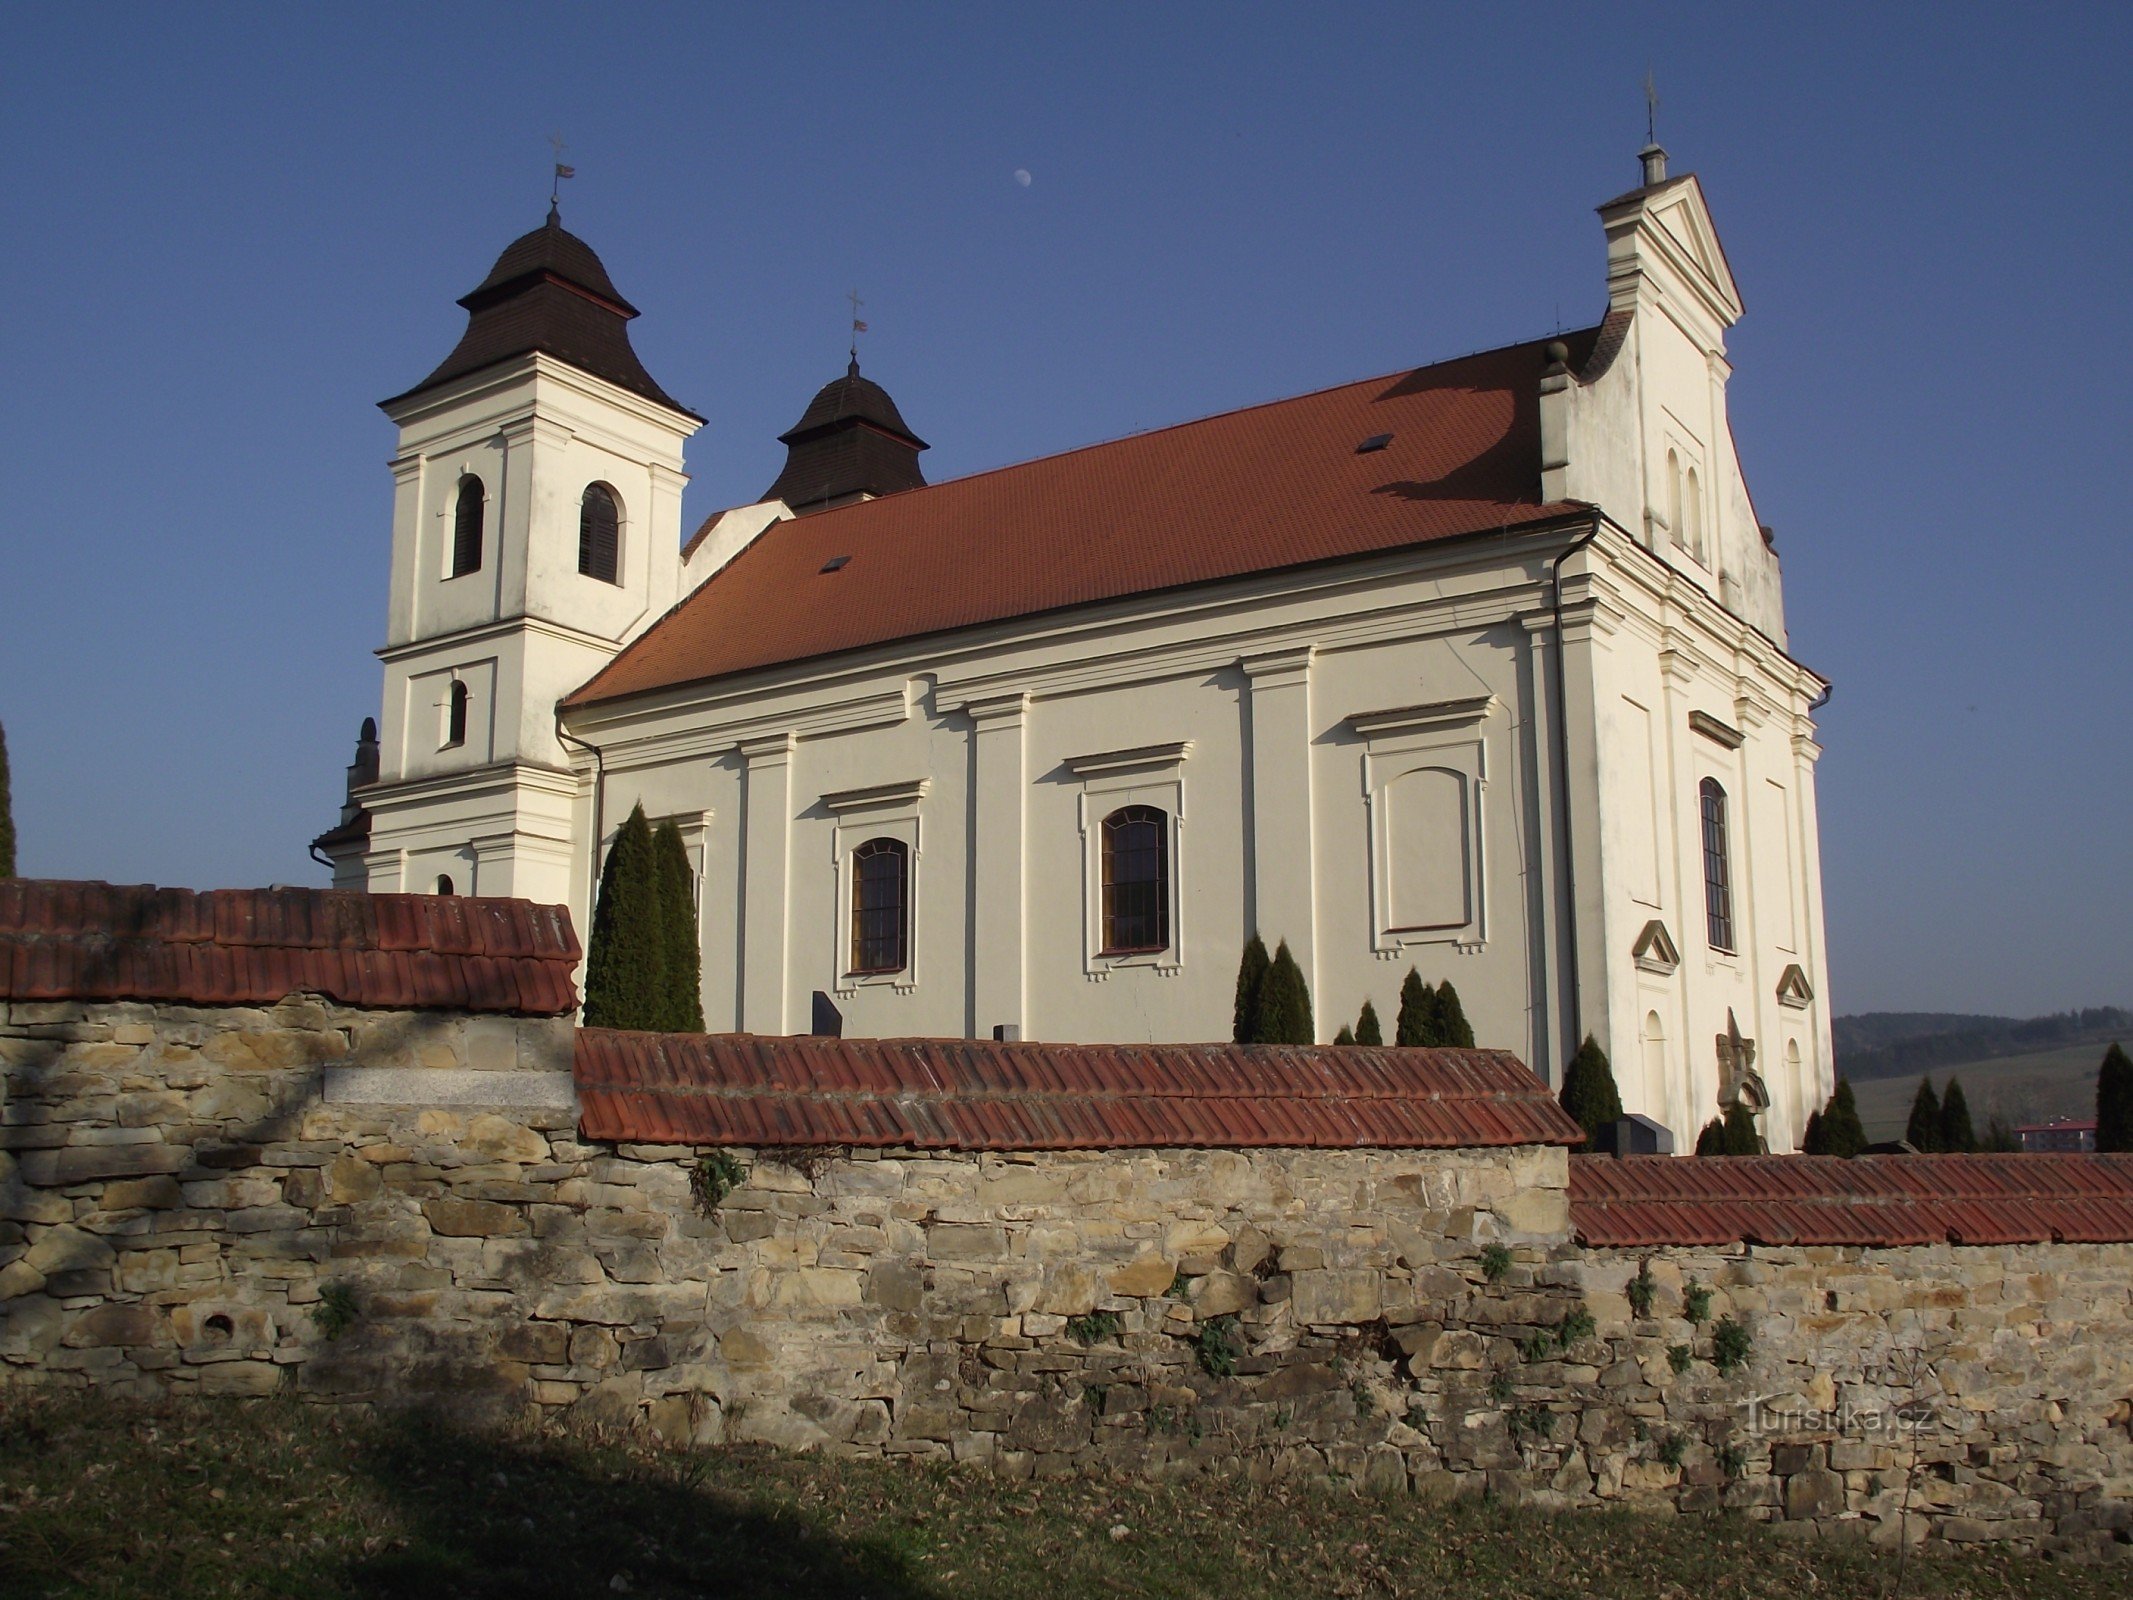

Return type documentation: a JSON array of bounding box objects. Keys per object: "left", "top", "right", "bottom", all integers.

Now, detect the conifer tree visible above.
[
  {"left": 1820, "top": 1080, "right": 1869, "bottom": 1158},
  {"left": 1981, "top": 1115, "right": 2020, "bottom": 1153},
  {"left": 1800, "top": 1108, "right": 1826, "bottom": 1154},
  {"left": 582, "top": 804, "right": 666, "bottom": 1031},
  {"left": 1722, "top": 1102, "right": 1762, "bottom": 1155},
  {"left": 1694, "top": 1118, "right": 1726, "bottom": 1156},
  {"left": 1557, "top": 1034, "right": 1623, "bottom": 1145},
  {"left": 1256, "top": 940, "right": 1314, "bottom": 1044},
  {"left": 1353, "top": 999, "right": 1384, "bottom": 1047},
  {"left": 1333, "top": 1025, "right": 1356, "bottom": 1046},
  {"left": 0, "top": 720, "right": 13, "bottom": 879},
  {"left": 2097, "top": 1042, "right": 2133, "bottom": 1153},
  {"left": 651, "top": 819, "right": 703, "bottom": 1033},
  {"left": 1904, "top": 1078, "right": 1943, "bottom": 1152},
  {"left": 1395, "top": 968, "right": 1439, "bottom": 1047},
  {"left": 1434, "top": 980, "right": 1475, "bottom": 1048},
  {"left": 1938, "top": 1076, "right": 1977, "bottom": 1154},
  {"left": 1232, "top": 936, "right": 1270, "bottom": 1044}
]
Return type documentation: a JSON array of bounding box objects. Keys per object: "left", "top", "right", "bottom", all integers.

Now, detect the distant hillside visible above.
[{"left": 1834, "top": 1008, "right": 2132, "bottom": 1082}]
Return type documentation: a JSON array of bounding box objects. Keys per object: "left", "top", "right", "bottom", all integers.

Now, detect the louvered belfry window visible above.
[
  {"left": 578, "top": 482, "right": 620, "bottom": 583},
  {"left": 451, "top": 475, "right": 484, "bottom": 577},
  {"left": 1700, "top": 778, "right": 1735, "bottom": 953},
  {"left": 1100, "top": 805, "right": 1169, "bottom": 954},
  {"left": 850, "top": 838, "right": 909, "bottom": 974}
]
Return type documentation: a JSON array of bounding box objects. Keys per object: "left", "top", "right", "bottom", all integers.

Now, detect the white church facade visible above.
[{"left": 318, "top": 146, "right": 1834, "bottom": 1152}]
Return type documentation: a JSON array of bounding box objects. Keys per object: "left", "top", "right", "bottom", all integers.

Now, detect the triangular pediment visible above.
[
  {"left": 1632, "top": 919, "right": 1680, "bottom": 975},
  {"left": 1600, "top": 172, "right": 1744, "bottom": 335},
  {"left": 1776, "top": 963, "right": 1815, "bottom": 1009}
]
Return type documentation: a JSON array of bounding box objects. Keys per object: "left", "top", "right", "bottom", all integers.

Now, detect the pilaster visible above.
[
  {"left": 968, "top": 693, "right": 1029, "bottom": 1040},
  {"left": 1242, "top": 648, "right": 1317, "bottom": 1013},
  {"left": 739, "top": 732, "right": 795, "bottom": 1035}
]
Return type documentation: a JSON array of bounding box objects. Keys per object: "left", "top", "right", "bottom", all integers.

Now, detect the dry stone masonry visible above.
[{"left": 1, "top": 995, "right": 2129, "bottom": 1558}]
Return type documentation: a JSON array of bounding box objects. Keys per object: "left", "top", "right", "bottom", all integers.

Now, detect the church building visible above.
[{"left": 318, "top": 146, "right": 1834, "bottom": 1152}]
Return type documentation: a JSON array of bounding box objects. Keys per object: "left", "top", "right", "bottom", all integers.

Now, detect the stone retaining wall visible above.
[{"left": 2, "top": 997, "right": 2128, "bottom": 1560}]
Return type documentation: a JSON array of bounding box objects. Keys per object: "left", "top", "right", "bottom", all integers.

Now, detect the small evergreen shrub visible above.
[
  {"left": 2097, "top": 1043, "right": 2133, "bottom": 1153},
  {"left": 1395, "top": 967, "right": 1438, "bottom": 1047},
  {"left": 652, "top": 818, "right": 704, "bottom": 1032},
  {"left": 1256, "top": 940, "right": 1314, "bottom": 1044},
  {"left": 1333, "top": 1025, "right": 1356, "bottom": 1045},
  {"left": 1721, "top": 1103, "right": 1761, "bottom": 1155},
  {"left": 1905, "top": 1078, "right": 1943, "bottom": 1152},
  {"left": 1434, "top": 981, "right": 1475, "bottom": 1048},
  {"left": 583, "top": 804, "right": 667, "bottom": 1031},
  {"left": 1232, "top": 936, "right": 1270, "bottom": 1043},
  {"left": 1694, "top": 1118, "right": 1726, "bottom": 1156},
  {"left": 1557, "top": 1034, "right": 1624, "bottom": 1146},
  {"left": 1938, "top": 1076, "right": 1977, "bottom": 1153},
  {"left": 1478, "top": 1243, "right": 1512, "bottom": 1282},
  {"left": 1804, "top": 1080, "right": 1868, "bottom": 1157},
  {"left": 1353, "top": 999, "right": 1384, "bottom": 1046}
]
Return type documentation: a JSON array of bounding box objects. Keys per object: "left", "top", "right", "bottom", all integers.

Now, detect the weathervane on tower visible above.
[
  {"left": 549, "top": 133, "right": 575, "bottom": 216},
  {"left": 848, "top": 288, "right": 869, "bottom": 372}
]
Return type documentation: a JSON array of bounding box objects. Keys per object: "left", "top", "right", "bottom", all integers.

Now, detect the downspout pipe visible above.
[
  {"left": 553, "top": 712, "right": 607, "bottom": 921},
  {"left": 1547, "top": 515, "right": 1609, "bottom": 1068}
]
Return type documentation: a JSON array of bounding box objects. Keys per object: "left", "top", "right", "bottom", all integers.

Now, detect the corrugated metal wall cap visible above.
[
  {"left": 0, "top": 879, "right": 580, "bottom": 1015},
  {"left": 572, "top": 1029, "right": 1584, "bottom": 1152}
]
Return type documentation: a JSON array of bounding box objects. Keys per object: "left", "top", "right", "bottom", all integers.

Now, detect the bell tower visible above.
[{"left": 327, "top": 204, "right": 702, "bottom": 905}]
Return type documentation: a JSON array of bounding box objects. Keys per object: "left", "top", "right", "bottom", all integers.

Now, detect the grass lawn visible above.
[
  {"left": 0, "top": 1389, "right": 2120, "bottom": 1599},
  {"left": 1848, "top": 1046, "right": 2107, "bottom": 1142}
]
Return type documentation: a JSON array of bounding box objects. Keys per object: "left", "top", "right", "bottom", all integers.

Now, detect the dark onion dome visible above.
[
  {"left": 763, "top": 358, "right": 929, "bottom": 512},
  {"left": 384, "top": 204, "right": 698, "bottom": 419}
]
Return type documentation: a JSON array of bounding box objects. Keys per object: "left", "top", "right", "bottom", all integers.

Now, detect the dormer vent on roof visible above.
[
  {"left": 383, "top": 203, "right": 697, "bottom": 418},
  {"left": 764, "top": 357, "right": 929, "bottom": 514}
]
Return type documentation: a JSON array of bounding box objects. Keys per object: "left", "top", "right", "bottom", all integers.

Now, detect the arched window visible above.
[
  {"left": 1100, "top": 805, "right": 1170, "bottom": 954},
  {"left": 1666, "top": 450, "right": 1684, "bottom": 548},
  {"left": 451, "top": 475, "right": 484, "bottom": 578},
  {"left": 1684, "top": 466, "right": 1704, "bottom": 561},
  {"left": 435, "top": 874, "right": 455, "bottom": 896},
  {"left": 1699, "top": 778, "right": 1735, "bottom": 953},
  {"left": 850, "top": 838, "right": 909, "bottom": 974},
  {"left": 578, "top": 482, "right": 620, "bottom": 583},
  {"left": 444, "top": 680, "right": 469, "bottom": 749}
]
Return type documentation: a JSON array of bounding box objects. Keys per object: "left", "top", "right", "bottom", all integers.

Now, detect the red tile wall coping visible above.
[
  {"left": 573, "top": 1029, "right": 1587, "bottom": 1151},
  {"left": 1571, "top": 1152, "right": 2133, "bottom": 1248},
  {"left": 0, "top": 879, "right": 581, "bottom": 1016}
]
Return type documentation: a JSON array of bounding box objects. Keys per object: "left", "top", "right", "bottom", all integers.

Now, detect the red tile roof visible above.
[
  {"left": 1570, "top": 1153, "right": 2133, "bottom": 1248},
  {"left": 0, "top": 880, "right": 580, "bottom": 1016},
  {"left": 567, "top": 328, "right": 1600, "bottom": 706},
  {"left": 573, "top": 1030, "right": 1585, "bottom": 1151}
]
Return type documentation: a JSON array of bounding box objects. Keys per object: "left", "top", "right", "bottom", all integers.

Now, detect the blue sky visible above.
[{"left": 2, "top": 5, "right": 2126, "bottom": 1017}]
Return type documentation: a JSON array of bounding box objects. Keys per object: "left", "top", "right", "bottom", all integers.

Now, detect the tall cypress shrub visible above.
[
  {"left": 1800, "top": 1108, "right": 1826, "bottom": 1154},
  {"left": 1232, "top": 936, "right": 1270, "bottom": 1044},
  {"left": 1333, "top": 1025, "right": 1356, "bottom": 1045},
  {"left": 1722, "top": 1103, "right": 1762, "bottom": 1155},
  {"left": 1354, "top": 1000, "right": 1384, "bottom": 1047},
  {"left": 1904, "top": 1079, "right": 1943, "bottom": 1152},
  {"left": 1694, "top": 1118, "right": 1726, "bottom": 1156},
  {"left": 1256, "top": 940, "right": 1314, "bottom": 1045},
  {"left": 1820, "top": 1081, "right": 1868, "bottom": 1157},
  {"left": 1938, "top": 1077, "right": 1977, "bottom": 1153},
  {"left": 0, "top": 720, "right": 14, "bottom": 877},
  {"left": 582, "top": 804, "right": 666, "bottom": 1031},
  {"left": 2097, "top": 1043, "right": 2133, "bottom": 1153},
  {"left": 1434, "top": 981, "right": 1475, "bottom": 1048},
  {"left": 1395, "top": 968, "right": 1438, "bottom": 1047},
  {"left": 1557, "top": 1034, "right": 1623, "bottom": 1145},
  {"left": 651, "top": 819, "right": 703, "bottom": 1032}
]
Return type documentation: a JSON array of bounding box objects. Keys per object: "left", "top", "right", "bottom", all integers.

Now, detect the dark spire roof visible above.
[
  {"left": 384, "top": 206, "right": 697, "bottom": 419},
  {"left": 763, "top": 358, "right": 929, "bottom": 512}
]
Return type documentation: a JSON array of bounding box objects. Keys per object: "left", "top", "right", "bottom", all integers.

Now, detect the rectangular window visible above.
[
  {"left": 1100, "top": 806, "right": 1170, "bottom": 954},
  {"left": 1700, "top": 779, "right": 1735, "bottom": 953},
  {"left": 849, "top": 838, "right": 909, "bottom": 974}
]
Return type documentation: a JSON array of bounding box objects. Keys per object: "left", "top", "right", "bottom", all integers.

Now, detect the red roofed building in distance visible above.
[{"left": 317, "top": 145, "right": 1834, "bottom": 1154}]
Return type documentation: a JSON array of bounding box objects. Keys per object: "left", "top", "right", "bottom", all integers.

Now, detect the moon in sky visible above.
[{"left": 1013, "top": 168, "right": 1032, "bottom": 187}]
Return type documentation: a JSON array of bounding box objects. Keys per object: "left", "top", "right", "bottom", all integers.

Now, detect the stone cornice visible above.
[{"left": 1063, "top": 741, "right": 1194, "bottom": 778}]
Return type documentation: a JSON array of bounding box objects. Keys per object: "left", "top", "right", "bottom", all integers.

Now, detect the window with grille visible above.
[
  {"left": 578, "top": 482, "right": 620, "bottom": 583},
  {"left": 849, "top": 838, "right": 909, "bottom": 974},
  {"left": 451, "top": 475, "right": 484, "bottom": 577},
  {"left": 445, "top": 680, "right": 469, "bottom": 749},
  {"left": 1700, "top": 778, "right": 1735, "bottom": 953},
  {"left": 1100, "top": 805, "right": 1169, "bottom": 954}
]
